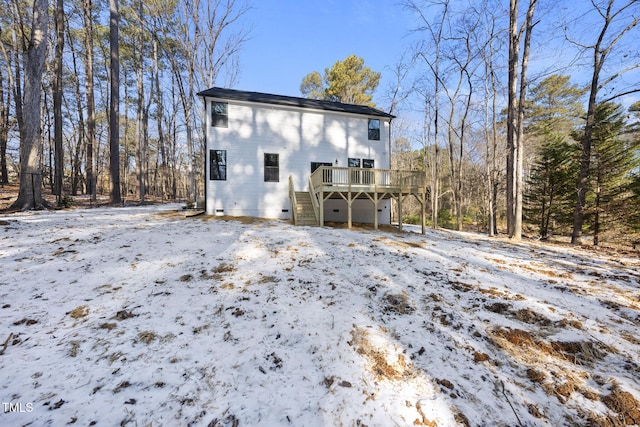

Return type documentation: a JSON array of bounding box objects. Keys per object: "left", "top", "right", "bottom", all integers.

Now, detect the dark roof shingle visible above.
[{"left": 197, "top": 87, "right": 395, "bottom": 119}]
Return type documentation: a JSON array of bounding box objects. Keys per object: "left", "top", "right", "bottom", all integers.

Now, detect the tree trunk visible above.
[
  {"left": 0, "top": 69, "right": 9, "bottom": 185},
  {"left": 507, "top": 0, "right": 536, "bottom": 240},
  {"left": 489, "top": 54, "right": 499, "bottom": 236},
  {"left": 53, "top": 0, "right": 64, "bottom": 203},
  {"left": 153, "top": 38, "right": 167, "bottom": 201},
  {"left": 171, "top": 61, "right": 194, "bottom": 203},
  {"left": 506, "top": 0, "right": 519, "bottom": 238},
  {"left": 135, "top": 0, "right": 146, "bottom": 203},
  {"left": 83, "top": 0, "right": 96, "bottom": 200},
  {"left": 187, "top": 69, "right": 195, "bottom": 203},
  {"left": 11, "top": 0, "right": 49, "bottom": 210},
  {"left": 109, "top": 0, "right": 121, "bottom": 204},
  {"left": 516, "top": 1, "right": 536, "bottom": 239},
  {"left": 572, "top": 70, "right": 600, "bottom": 244}
]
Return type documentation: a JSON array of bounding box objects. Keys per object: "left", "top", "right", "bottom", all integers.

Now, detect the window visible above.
[
  {"left": 209, "top": 150, "right": 227, "bottom": 180},
  {"left": 211, "top": 101, "right": 228, "bottom": 127},
  {"left": 264, "top": 153, "right": 279, "bottom": 182},
  {"left": 362, "top": 159, "right": 374, "bottom": 184},
  {"left": 311, "top": 162, "right": 333, "bottom": 183},
  {"left": 368, "top": 119, "right": 380, "bottom": 140},
  {"left": 348, "top": 158, "right": 361, "bottom": 184},
  {"left": 311, "top": 162, "right": 333, "bottom": 173}
]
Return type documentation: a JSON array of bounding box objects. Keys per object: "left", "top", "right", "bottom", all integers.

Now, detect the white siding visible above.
[{"left": 204, "top": 97, "right": 391, "bottom": 222}]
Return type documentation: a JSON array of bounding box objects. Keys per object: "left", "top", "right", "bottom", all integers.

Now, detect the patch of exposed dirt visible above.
[
  {"left": 137, "top": 331, "right": 157, "bottom": 344},
  {"left": 527, "top": 368, "right": 546, "bottom": 383},
  {"left": 602, "top": 384, "right": 640, "bottom": 425},
  {"left": 68, "top": 306, "right": 89, "bottom": 319},
  {"left": 114, "top": 309, "right": 136, "bottom": 320},
  {"left": 348, "top": 326, "right": 414, "bottom": 381},
  {"left": 551, "top": 340, "right": 611, "bottom": 363},
  {"left": 375, "top": 236, "right": 424, "bottom": 249},
  {"left": 13, "top": 318, "right": 38, "bottom": 326},
  {"left": 485, "top": 302, "right": 511, "bottom": 314},
  {"left": 514, "top": 308, "right": 552, "bottom": 325},
  {"left": 212, "top": 262, "right": 236, "bottom": 274},
  {"left": 382, "top": 292, "right": 415, "bottom": 315}
]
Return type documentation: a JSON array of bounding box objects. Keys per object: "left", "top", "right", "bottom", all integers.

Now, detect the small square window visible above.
[
  {"left": 368, "top": 119, "right": 380, "bottom": 140},
  {"left": 348, "top": 158, "right": 361, "bottom": 168},
  {"left": 264, "top": 153, "right": 279, "bottom": 182},
  {"left": 210, "top": 150, "right": 227, "bottom": 180},
  {"left": 212, "top": 102, "right": 228, "bottom": 127}
]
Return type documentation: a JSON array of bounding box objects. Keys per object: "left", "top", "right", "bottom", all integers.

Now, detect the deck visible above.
[{"left": 289, "top": 167, "right": 428, "bottom": 233}]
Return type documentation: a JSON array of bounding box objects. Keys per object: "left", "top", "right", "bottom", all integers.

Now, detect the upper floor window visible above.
[
  {"left": 264, "top": 153, "right": 279, "bottom": 182},
  {"left": 368, "top": 119, "right": 380, "bottom": 140},
  {"left": 211, "top": 101, "right": 228, "bottom": 127}
]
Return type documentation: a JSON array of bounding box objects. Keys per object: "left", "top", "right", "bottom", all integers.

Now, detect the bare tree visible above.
[
  {"left": 10, "top": 0, "right": 49, "bottom": 210},
  {"left": 174, "top": 0, "right": 250, "bottom": 204},
  {"left": 443, "top": 12, "right": 484, "bottom": 231},
  {"left": 406, "top": 0, "right": 449, "bottom": 229},
  {"left": 478, "top": 4, "right": 504, "bottom": 236},
  {"left": 506, "top": 0, "right": 537, "bottom": 240},
  {"left": 569, "top": 0, "right": 640, "bottom": 244}
]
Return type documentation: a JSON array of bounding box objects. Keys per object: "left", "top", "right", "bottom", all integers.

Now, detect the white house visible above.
[{"left": 198, "top": 87, "right": 404, "bottom": 225}]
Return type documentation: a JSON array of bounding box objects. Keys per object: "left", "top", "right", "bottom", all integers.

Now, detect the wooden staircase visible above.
[{"left": 293, "top": 191, "right": 318, "bottom": 226}]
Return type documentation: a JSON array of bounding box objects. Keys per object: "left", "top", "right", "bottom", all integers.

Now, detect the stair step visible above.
[{"left": 291, "top": 191, "right": 318, "bottom": 226}]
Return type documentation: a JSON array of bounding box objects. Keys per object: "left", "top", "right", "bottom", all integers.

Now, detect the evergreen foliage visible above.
[
  {"left": 630, "top": 173, "right": 640, "bottom": 232},
  {"left": 524, "top": 75, "right": 584, "bottom": 238},
  {"left": 581, "top": 102, "right": 639, "bottom": 245},
  {"left": 525, "top": 135, "right": 578, "bottom": 238},
  {"left": 299, "top": 55, "right": 380, "bottom": 107}
]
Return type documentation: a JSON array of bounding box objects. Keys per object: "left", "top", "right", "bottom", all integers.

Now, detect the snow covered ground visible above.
[{"left": 1, "top": 204, "right": 639, "bottom": 426}]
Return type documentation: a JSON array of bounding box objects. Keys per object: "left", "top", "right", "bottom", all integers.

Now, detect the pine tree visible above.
[
  {"left": 575, "top": 102, "right": 639, "bottom": 245},
  {"left": 525, "top": 135, "right": 578, "bottom": 238},
  {"left": 524, "top": 75, "right": 584, "bottom": 238},
  {"left": 299, "top": 55, "right": 380, "bottom": 107}
]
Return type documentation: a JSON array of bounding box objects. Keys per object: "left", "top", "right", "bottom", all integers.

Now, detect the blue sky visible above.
[
  {"left": 235, "top": 0, "right": 639, "bottom": 113},
  {"left": 238, "top": 0, "right": 417, "bottom": 108}
]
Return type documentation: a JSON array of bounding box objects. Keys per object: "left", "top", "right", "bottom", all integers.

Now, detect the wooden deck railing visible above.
[
  {"left": 309, "top": 167, "right": 426, "bottom": 193},
  {"left": 288, "top": 175, "right": 298, "bottom": 224}
]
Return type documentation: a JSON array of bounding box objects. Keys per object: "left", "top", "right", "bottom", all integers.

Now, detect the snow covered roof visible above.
[{"left": 197, "top": 87, "right": 395, "bottom": 119}]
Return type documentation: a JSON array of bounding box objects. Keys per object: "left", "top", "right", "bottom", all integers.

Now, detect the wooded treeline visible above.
[
  {"left": 0, "top": 0, "right": 249, "bottom": 207},
  {"left": 389, "top": 0, "right": 640, "bottom": 246},
  {"left": 1, "top": 0, "right": 638, "bottom": 246}
]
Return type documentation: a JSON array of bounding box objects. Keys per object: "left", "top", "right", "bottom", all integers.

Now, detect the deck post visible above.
[
  {"left": 305, "top": 167, "right": 425, "bottom": 230},
  {"left": 347, "top": 190, "right": 352, "bottom": 229},
  {"left": 373, "top": 191, "right": 379, "bottom": 230},
  {"left": 421, "top": 191, "right": 426, "bottom": 235},
  {"left": 398, "top": 192, "right": 403, "bottom": 231},
  {"left": 374, "top": 174, "right": 379, "bottom": 230},
  {"left": 319, "top": 189, "right": 324, "bottom": 226}
]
